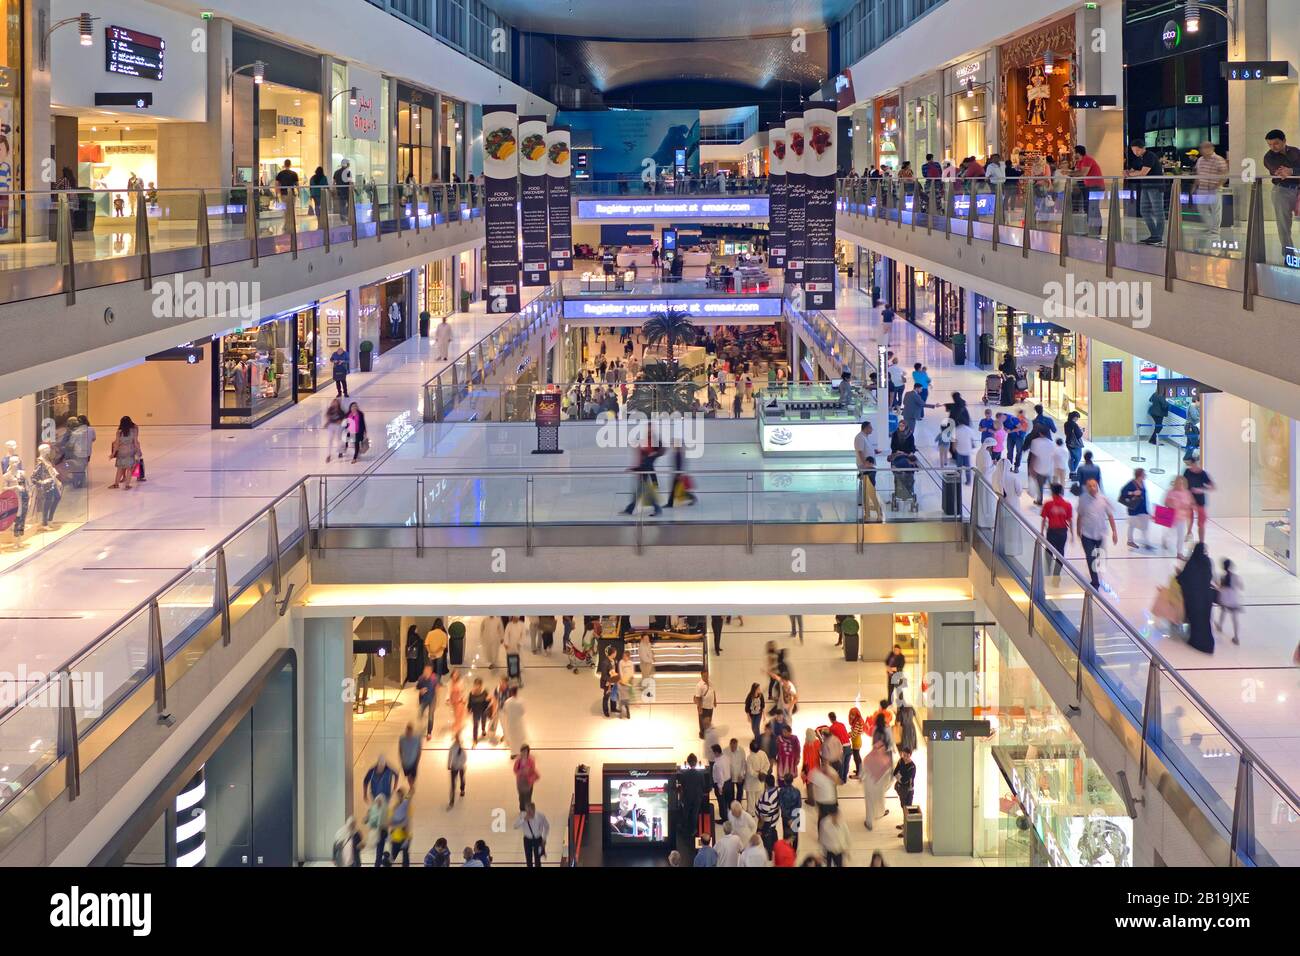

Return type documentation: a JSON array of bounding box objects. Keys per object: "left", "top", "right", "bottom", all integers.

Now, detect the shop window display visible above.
[
  {"left": 215, "top": 320, "right": 296, "bottom": 427},
  {"left": 1250, "top": 403, "right": 1293, "bottom": 568},
  {"left": 359, "top": 275, "right": 411, "bottom": 357},
  {"left": 333, "top": 63, "right": 390, "bottom": 192},
  {"left": 998, "top": 17, "right": 1077, "bottom": 170}
]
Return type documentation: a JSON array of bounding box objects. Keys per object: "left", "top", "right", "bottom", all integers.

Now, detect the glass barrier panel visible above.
[
  {"left": 1033, "top": 179, "right": 1068, "bottom": 236},
  {"left": 72, "top": 607, "right": 152, "bottom": 727},
  {"left": 1177, "top": 181, "right": 1245, "bottom": 259},
  {"left": 750, "top": 471, "right": 855, "bottom": 525},
  {"left": 146, "top": 189, "right": 199, "bottom": 254},
  {"left": 1089, "top": 600, "right": 1149, "bottom": 722},
  {"left": 324, "top": 475, "right": 417, "bottom": 527},
  {"left": 1035, "top": 535, "right": 1086, "bottom": 647},
  {"left": 254, "top": 186, "right": 290, "bottom": 239},
  {"left": 1155, "top": 678, "right": 1238, "bottom": 832},
  {"left": 1117, "top": 177, "right": 1170, "bottom": 247},
  {"left": 423, "top": 473, "right": 528, "bottom": 526},
  {"left": 273, "top": 490, "right": 306, "bottom": 549},
  {"left": 0, "top": 697, "right": 60, "bottom": 813},
  {"left": 993, "top": 503, "right": 1035, "bottom": 584},
  {"left": 531, "top": 472, "right": 647, "bottom": 524},
  {"left": 972, "top": 480, "right": 998, "bottom": 544},
  {"left": 156, "top": 564, "right": 219, "bottom": 655},
  {"left": 224, "top": 513, "right": 273, "bottom": 595},
  {"left": 1250, "top": 767, "right": 1300, "bottom": 867}
]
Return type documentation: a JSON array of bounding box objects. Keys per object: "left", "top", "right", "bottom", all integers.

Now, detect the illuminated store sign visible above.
[
  {"left": 562, "top": 297, "right": 783, "bottom": 320},
  {"left": 577, "top": 197, "right": 769, "bottom": 220},
  {"left": 106, "top": 26, "right": 165, "bottom": 81}
]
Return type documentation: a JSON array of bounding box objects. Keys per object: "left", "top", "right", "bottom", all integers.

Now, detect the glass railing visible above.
[
  {"left": 421, "top": 285, "right": 562, "bottom": 422},
  {"left": 969, "top": 468, "right": 1300, "bottom": 865},
  {"left": 837, "top": 174, "right": 1295, "bottom": 306},
  {"left": 0, "top": 181, "right": 482, "bottom": 305},
  {"left": 787, "top": 288, "right": 878, "bottom": 386}
]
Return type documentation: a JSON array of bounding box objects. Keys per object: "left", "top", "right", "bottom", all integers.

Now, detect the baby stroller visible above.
[
  {"left": 888, "top": 451, "right": 920, "bottom": 513},
  {"left": 566, "top": 633, "right": 597, "bottom": 673},
  {"left": 983, "top": 373, "right": 1003, "bottom": 405}
]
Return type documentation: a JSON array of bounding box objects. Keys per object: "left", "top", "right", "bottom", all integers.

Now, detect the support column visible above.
[
  {"left": 301, "top": 617, "right": 353, "bottom": 862},
  {"left": 205, "top": 18, "right": 236, "bottom": 189},
  {"left": 858, "top": 613, "right": 895, "bottom": 666},
  {"left": 22, "top": 0, "right": 52, "bottom": 239},
  {"left": 924, "top": 610, "right": 976, "bottom": 857}
]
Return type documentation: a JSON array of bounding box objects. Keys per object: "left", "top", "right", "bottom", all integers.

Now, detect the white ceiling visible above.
[
  {"left": 492, "top": 0, "right": 855, "bottom": 40},
  {"left": 571, "top": 34, "right": 829, "bottom": 91}
]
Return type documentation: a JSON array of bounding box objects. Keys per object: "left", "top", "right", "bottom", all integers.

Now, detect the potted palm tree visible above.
[
  {"left": 628, "top": 360, "right": 701, "bottom": 416},
  {"left": 641, "top": 308, "right": 697, "bottom": 369}
]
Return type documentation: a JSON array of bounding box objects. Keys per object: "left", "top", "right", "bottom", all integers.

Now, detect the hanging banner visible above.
[
  {"left": 483, "top": 105, "right": 521, "bottom": 314},
  {"left": 767, "top": 127, "right": 787, "bottom": 270},
  {"left": 783, "top": 116, "right": 806, "bottom": 288},
  {"left": 518, "top": 116, "right": 550, "bottom": 287},
  {"left": 546, "top": 125, "right": 573, "bottom": 273},
  {"left": 346, "top": 66, "right": 382, "bottom": 142},
  {"left": 802, "top": 102, "right": 837, "bottom": 310}
]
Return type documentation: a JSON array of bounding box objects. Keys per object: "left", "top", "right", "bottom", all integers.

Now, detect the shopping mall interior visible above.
[{"left": 0, "top": 1, "right": 1297, "bottom": 909}]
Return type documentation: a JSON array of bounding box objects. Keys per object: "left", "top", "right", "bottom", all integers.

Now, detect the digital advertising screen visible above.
[
  {"left": 606, "top": 774, "right": 671, "bottom": 846},
  {"left": 556, "top": 109, "right": 701, "bottom": 180}
]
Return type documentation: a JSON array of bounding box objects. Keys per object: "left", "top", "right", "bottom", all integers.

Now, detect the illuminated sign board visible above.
[
  {"left": 1222, "top": 61, "right": 1289, "bottom": 81},
  {"left": 1068, "top": 95, "right": 1117, "bottom": 109},
  {"left": 105, "top": 26, "right": 165, "bottom": 81},
  {"left": 577, "top": 197, "right": 770, "bottom": 220},
  {"left": 561, "top": 297, "right": 783, "bottom": 321}
]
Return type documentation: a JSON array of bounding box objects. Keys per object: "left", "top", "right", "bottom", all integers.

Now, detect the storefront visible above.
[
  {"left": 213, "top": 317, "right": 297, "bottom": 428},
  {"left": 1122, "top": 0, "right": 1229, "bottom": 169},
  {"left": 855, "top": 246, "right": 883, "bottom": 300},
  {"left": 359, "top": 272, "right": 412, "bottom": 356},
  {"left": 874, "top": 93, "right": 901, "bottom": 173},
  {"left": 232, "top": 32, "right": 323, "bottom": 188},
  {"left": 902, "top": 75, "right": 941, "bottom": 171},
  {"left": 442, "top": 97, "right": 467, "bottom": 182},
  {"left": 0, "top": 0, "right": 21, "bottom": 244},
  {"left": 946, "top": 53, "right": 992, "bottom": 164},
  {"left": 396, "top": 83, "right": 438, "bottom": 183},
  {"left": 850, "top": 105, "right": 873, "bottom": 175},
  {"left": 332, "top": 63, "right": 389, "bottom": 190},
  {"left": 913, "top": 274, "right": 965, "bottom": 345},
  {"left": 294, "top": 293, "right": 348, "bottom": 394},
  {"left": 974, "top": 625, "right": 1132, "bottom": 867},
  {"left": 77, "top": 124, "right": 158, "bottom": 218},
  {"left": 417, "top": 258, "right": 456, "bottom": 320},
  {"left": 986, "top": 301, "right": 1089, "bottom": 420},
  {"left": 998, "top": 16, "right": 1077, "bottom": 168}
]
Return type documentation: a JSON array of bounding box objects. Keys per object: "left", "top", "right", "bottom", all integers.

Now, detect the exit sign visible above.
[{"left": 1185, "top": 94, "right": 1204, "bottom": 104}]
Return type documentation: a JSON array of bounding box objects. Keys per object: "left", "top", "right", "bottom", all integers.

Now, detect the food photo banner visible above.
[
  {"left": 767, "top": 126, "right": 787, "bottom": 270},
  {"left": 483, "top": 105, "right": 522, "bottom": 314},
  {"left": 801, "top": 103, "right": 837, "bottom": 310},
  {"left": 546, "top": 126, "right": 573, "bottom": 272},
  {"left": 519, "top": 115, "right": 551, "bottom": 287}
]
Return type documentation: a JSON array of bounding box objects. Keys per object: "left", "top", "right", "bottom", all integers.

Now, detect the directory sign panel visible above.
[
  {"left": 546, "top": 126, "right": 573, "bottom": 272},
  {"left": 105, "top": 26, "right": 164, "bottom": 81},
  {"left": 802, "top": 103, "right": 838, "bottom": 310},
  {"left": 483, "top": 105, "right": 521, "bottom": 315},
  {"left": 767, "top": 126, "right": 787, "bottom": 269},
  {"left": 519, "top": 116, "right": 550, "bottom": 287}
]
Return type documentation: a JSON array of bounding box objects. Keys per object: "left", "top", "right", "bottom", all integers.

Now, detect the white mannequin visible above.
[{"left": 2, "top": 456, "right": 30, "bottom": 546}]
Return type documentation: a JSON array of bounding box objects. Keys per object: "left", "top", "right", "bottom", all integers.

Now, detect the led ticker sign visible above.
[
  {"left": 1222, "top": 61, "right": 1289, "bottom": 81},
  {"left": 562, "top": 297, "right": 784, "bottom": 321},
  {"left": 1068, "top": 95, "right": 1117, "bottom": 109},
  {"left": 105, "top": 26, "right": 165, "bottom": 81},
  {"left": 577, "top": 197, "right": 769, "bottom": 220}
]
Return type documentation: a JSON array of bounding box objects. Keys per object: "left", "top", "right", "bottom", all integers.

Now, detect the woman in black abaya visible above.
[
  {"left": 1177, "top": 544, "right": 1215, "bottom": 654},
  {"left": 404, "top": 624, "right": 427, "bottom": 682}
]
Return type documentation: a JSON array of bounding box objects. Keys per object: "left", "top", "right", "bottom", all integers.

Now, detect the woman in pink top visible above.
[
  {"left": 992, "top": 418, "right": 1007, "bottom": 460},
  {"left": 1162, "top": 476, "right": 1194, "bottom": 559}
]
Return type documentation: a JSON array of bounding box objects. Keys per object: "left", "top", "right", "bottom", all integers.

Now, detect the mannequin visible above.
[
  {"left": 2, "top": 455, "right": 30, "bottom": 547},
  {"left": 31, "top": 443, "right": 63, "bottom": 529}
]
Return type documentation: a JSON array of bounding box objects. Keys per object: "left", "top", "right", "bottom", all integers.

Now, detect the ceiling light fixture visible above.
[
  {"left": 1185, "top": 0, "right": 1201, "bottom": 33},
  {"left": 1043, "top": 49, "right": 1055, "bottom": 74}
]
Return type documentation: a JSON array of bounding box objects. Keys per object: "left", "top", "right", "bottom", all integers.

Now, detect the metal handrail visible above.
[{"left": 970, "top": 467, "right": 1300, "bottom": 822}]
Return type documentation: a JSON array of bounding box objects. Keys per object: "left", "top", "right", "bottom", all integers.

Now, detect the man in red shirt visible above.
[
  {"left": 1072, "top": 145, "right": 1104, "bottom": 236},
  {"left": 827, "top": 712, "right": 852, "bottom": 782},
  {"left": 1040, "top": 482, "right": 1074, "bottom": 581}
]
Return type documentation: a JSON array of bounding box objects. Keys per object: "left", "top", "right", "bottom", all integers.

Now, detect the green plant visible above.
[
  {"left": 360, "top": 340, "right": 374, "bottom": 353},
  {"left": 627, "top": 360, "right": 700, "bottom": 416},
  {"left": 641, "top": 308, "right": 697, "bottom": 369}
]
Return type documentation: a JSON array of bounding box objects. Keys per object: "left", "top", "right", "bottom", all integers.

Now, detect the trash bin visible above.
[
  {"left": 448, "top": 620, "right": 466, "bottom": 665},
  {"left": 903, "top": 805, "right": 923, "bottom": 852},
  {"left": 942, "top": 469, "right": 962, "bottom": 517},
  {"left": 951, "top": 332, "right": 966, "bottom": 366},
  {"left": 574, "top": 764, "right": 590, "bottom": 814},
  {"left": 840, "top": 616, "right": 860, "bottom": 662}
]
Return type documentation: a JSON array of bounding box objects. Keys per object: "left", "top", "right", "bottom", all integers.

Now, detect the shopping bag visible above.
[{"left": 1152, "top": 504, "right": 1175, "bottom": 528}]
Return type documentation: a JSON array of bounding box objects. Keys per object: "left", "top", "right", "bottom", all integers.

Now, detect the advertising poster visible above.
[
  {"left": 518, "top": 116, "right": 550, "bottom": 287},
  {"left": 801, "top": 103, "right": 837, "bottom": 310},
  {"left": 767, "top": 126, "right": 787, "bottom": 270},
  {"left": 546, "top": 126, "right": 573, "bottom": 272},
  {"left": 483, "top": 105, "right": 521, "bottom": 314},
  {"left": 783, "top": 116, "right": 806, "bottom": 288},
  {"left": 606, "top": 776, "right": 670, "bottom": 845}
]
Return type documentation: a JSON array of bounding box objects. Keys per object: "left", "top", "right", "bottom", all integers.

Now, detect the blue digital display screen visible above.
[{"left": 577, "top": 197, "right": 770, "bottom": 220}]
